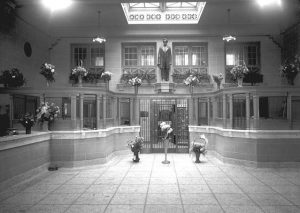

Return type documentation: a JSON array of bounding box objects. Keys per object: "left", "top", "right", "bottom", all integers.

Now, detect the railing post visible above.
[
  {"left": 229, "top": 94, "right": 233, "bottom": 129},
  {"left": 103, "top": 95, "right": 107, "bottom": 129},
  {"left": 246, "top": 93, "right": 250, "bottom": 130},
  {"left": 207, "top": 97, "right": 211, "bottom": 126},
  {"left": 71, "top": 95, "right": 77, "bottom": 129},
  {"left": 79, "top": 93, "right": 84, "bottom": 130},
  {"left": 222, "top": 94, "right": 227, "bottom": 128},
  {"left": 287, "top": 93, "right": 292, "bottom": 129},
  {"left": 253, "top": 94, "right": 259, "bottom": 129},
  {"left": 96, "top": 94, "right": 101, "bottom": 129}
]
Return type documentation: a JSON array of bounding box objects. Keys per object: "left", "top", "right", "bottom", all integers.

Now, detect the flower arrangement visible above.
[
  {"left": 183, "top": 75, "right": 199, "bottom": 87},
  {"left": 230, "top": 63, "right": 249, "bottom": 79},
  {"left": 128, "top": 77, "right": 142, "bottom": 87},
  {"left": 128, "top": 136, "right": 144, "bottom": 162},
  {"left": 36, "top": 102, "right": 60, "bottom": 123},
  {"left": 213, "top": 73, "right": 223, "bottom": 85},
  {"left": 159, "top": 122, "right": 173, "bottom": 140},
  {"left": 71, "top": 65, "right": 88, "bottom": 78},
  {"left": 0, "top": 68, "right": 26, "bottom": 87},
  {"left": 190, "top": 134, "right": 208, "bottom": 163},
  {"left": 40, "top": 63, "right": 55, "bottom": 83},
  {"left": 101, "top": 71, "right": 112, "bottom": 81},
  {"left": 19, "top": 113, "right": 35, "bottom": 134},
  {"left": 280, "top": 55, "right": 300, "bottom": 85}
]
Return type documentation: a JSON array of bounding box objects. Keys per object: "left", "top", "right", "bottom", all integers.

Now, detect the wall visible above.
[
  {"left": 0, "top": 18, "right": 51, "bottom": 88},
  {"left": 189, "top": 126, "right": 300, "bottom": 167},
  {"left": 0, "top": 133, "right": 51, "bottom": 185}
]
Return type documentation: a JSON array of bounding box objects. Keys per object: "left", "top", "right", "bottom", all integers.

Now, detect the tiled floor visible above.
[{"left": 1, "top": 154, "right": 300, "bottom": 213}]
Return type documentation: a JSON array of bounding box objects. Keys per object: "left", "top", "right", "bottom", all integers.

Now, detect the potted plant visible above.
[
  {"left": 40, "top": 62, "right": 55, "bottom": 86},
  {"left": 184, "top": 75, "right": 199, "bottom": 93},
  {"left": 280, "top": 55, "right": 300, "bottom": 85},
  {"left": 190, "top": 134, "right": 208, "bottom": 163},
  {"left": 0, "top": 68, "right": 26, "bottom": 87},
  {"left": 128, "top": 136, "right": 144, "bottom": 162},
  {"left": 230, "top": 63, "right": 249, "bottom": 87},
  {"left": 212, "top": 73, "right": 224, "bottom": 90},
  {"left": 128, "top": 77, "right": 142, "bottom": 94},
  {"left": 243, "top": 67, "right": 263, "bottom": 86},
  {"left": 70, "top": 65, "right": 88, "bottom": 87},
  {"left": 101, "top": 71, "right": 112, "bottom": 82},
  {"left": 19, "top": 113, "right": 35, "bottom": 134},
  {"left": 36, "top": 102, "right": 60, "bottom": 131}
]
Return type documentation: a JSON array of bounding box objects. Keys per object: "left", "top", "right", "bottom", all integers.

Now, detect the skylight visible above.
[{"left": 122, "top": 2, "right": 206, "bottom": 24}]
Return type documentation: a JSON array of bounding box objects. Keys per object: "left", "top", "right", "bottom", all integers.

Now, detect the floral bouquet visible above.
[
  {"left": 159, "top": 122, "right": 173, "bottom": 141},
  {"left": 213, "top": 73, "right": 223, "bottom": 85},
  {"left": 190, "top": 134, "right": 208, "bottom": 163},
  {"left": 280, "top": 55, "right": 300, "bottom": 85},
  {"left": 19, "top": 113, "right": 35, "bottom": 134},
  {"left": 128, "top": 77, "right": 142, "bottom": 87},
  {"left": 128, "top": 136, "right": 144, "bottom": 162},
  {"left": 101, "top": 71, "right": 112, "bottom": 81},
  {"left": 36, "top": 102, "right": 60, "bottom": 123},
  {"left": 230, "top": 63, "right": 249, "bottom": 79},
  {"left": 71, "top": 65, "right": 88, "bottom": 78},
  {"left": 40, "top": 63, "right": 55, "bottom": 83},
  {"left": 184, "top": 75, "right": 199, "bottom": 87},
  {"left": 0, "top": 68, "right": 26, "bottom": 87}
]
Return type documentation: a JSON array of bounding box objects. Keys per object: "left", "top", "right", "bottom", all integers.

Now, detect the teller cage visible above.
[{"left": 139, "top": 98, "right": 189, "bottom": 153}]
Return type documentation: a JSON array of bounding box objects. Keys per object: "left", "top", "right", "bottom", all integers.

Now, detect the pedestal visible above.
[
  {"left": 155, "top": 82, "right": 175, "bottom": 94},
  {"left": 78, "top": 76, "right": 82, "bottom": 87},
  {"left": 237, "top": 78, "right": 243, "bottom": 87},
  {"left": 162, "top": 139, "right": 170, "bottom": 164}
]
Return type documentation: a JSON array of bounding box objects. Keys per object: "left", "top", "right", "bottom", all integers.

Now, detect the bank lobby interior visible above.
[{"left": 0, "top": 0, "right": 300, "bottom": 212}]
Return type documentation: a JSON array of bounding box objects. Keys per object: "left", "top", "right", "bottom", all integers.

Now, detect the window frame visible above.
[
  {"left": 71, "top": 43, "right": 105, "bottom": 72},
  {"left": 122, "top": 42, "right": 156, "bottom": 68},
  {"left": 173, "top": 42, "right": 208, "bottom": 68}
]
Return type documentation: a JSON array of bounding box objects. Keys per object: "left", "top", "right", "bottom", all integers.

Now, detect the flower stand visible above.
[
  {"left": 25, "top": 127, "right": 31, "bottom": 134},
  {"left": 78, "top": 75, "right": 83, "bottom": 87},
  {"left": 162, "top": 139, "right": 170, "bottom": 164},
  {"left": 237, "top": 78, "right": 243, "bottom": 87},
  {"left": 134, "top": 85, "right": 138, "bottom": 94},
  {"left": 133, "top": 151, "right": 140, "bottom": 162},
  {"left": 40, "top": 121, "right": 49, "bottom": 131},
  {"left": 195, "top": 152, "right": 201, "bottom": 163}
]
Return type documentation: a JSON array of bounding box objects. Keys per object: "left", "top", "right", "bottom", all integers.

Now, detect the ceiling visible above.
[{"left": 15, "top": 0, "right": 300, "bottom": 38}]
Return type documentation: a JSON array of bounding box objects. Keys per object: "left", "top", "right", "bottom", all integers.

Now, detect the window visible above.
[
  {"left": 225, "top": 42, "right": 260, "bottom": 67},
  {"left": 71, "top": 44, "right": 105, "bottom": 72},
  {"left": 122, "top": 43, "right": 156, "bottom": 67},
  {"left": 173, "top": 43, "right": 208, "bottom": 67}
]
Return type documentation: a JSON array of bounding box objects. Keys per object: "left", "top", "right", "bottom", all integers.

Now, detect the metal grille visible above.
[{"left": 140, "top": 98, "right": 189, "bottom": 153}]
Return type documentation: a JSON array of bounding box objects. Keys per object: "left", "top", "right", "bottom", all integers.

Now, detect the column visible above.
[
  {"left": 134, "top": 96, "right": 140, "bottom": 126},
  {"left": 116, "top": 97, "right": 120, "bottom": 126},
  {"left": 103, "top": 95, "right": 107, "bottom": 129},
  {"left": 9, "top": 95, "right": 14, "bottom": 128},
  {"left": 212, "top": 96, "right": 217, "bottom": 126},
  {"left": 245, "top": 93, "right": 250, "bottom": 129},
  {"left": 71, "top": 95, "right": 77, "bottom": 129},
  {"left": 188, "top": 97, "right": 193, "bottom": 125},
  {"left": 253, "top": 94, "right": 259, "bottom": 129},
  {"left": 222, "top": 94, "right": 227, "bottom": 128},
  {"left": 287, "top": 93, "right": 292, "bottom": 129},
  {"left": 229, "top": 94, "right": 233, "bottom": 129},
  {"left": 194, "top": 97, "right": 198, "bottom": 125},
  {"left": 130, "top": 97, "right": 134, "bottom": 125},
  {"left": 207, "top": 97, "right": 211, "bottom": 126},
  {"left": 79, "top": 94, "right": 84, "bottom": 130},
  {"left": 96, "top": 95, "right": 101, "bottom": 129}
]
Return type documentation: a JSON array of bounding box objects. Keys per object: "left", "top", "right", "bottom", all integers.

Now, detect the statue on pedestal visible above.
[{"left": 158, "top": 38, "right": 172, "bottom": 82}]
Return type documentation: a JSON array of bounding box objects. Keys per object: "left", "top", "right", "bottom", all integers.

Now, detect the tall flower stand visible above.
[
  {"left": 133, "top": 151, "right": 140, "bottom": 162},
  {"left": 162, "top": 138, "right": 170, "bottom": 164},
  {"left": 25, "top": 127, "right": 31, "bottom": 134},
  {"left": 195, "top": 152, "right": 201, "bottom": 163},
  {"left": 105, "top": 81, "right": 109, "bottom": 91},
  {"left": 189, "top": 85, "right": 193, "bottom": 94}
]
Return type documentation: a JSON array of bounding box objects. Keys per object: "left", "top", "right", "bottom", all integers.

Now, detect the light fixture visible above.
[
  {"left": 93, "top": 11, "right": 106, "bottom": 43},
  {"left": 256, "top": 0, "right": 281, "bottom": 7},
  {"left": 222, "top": 8, "right": 236, "bottom": 42},
  {"left": 42, "top": 0, "right": 72, "bottom": 11}
]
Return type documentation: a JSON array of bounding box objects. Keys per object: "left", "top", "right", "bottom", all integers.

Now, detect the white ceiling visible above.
[{"left": 15, "top": 0, "right": 299, "bottom": 38}]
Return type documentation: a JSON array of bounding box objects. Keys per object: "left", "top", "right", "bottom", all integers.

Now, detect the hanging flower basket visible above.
[{"left": 280, "top": 55, "right": 300, "bottom": 86}]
